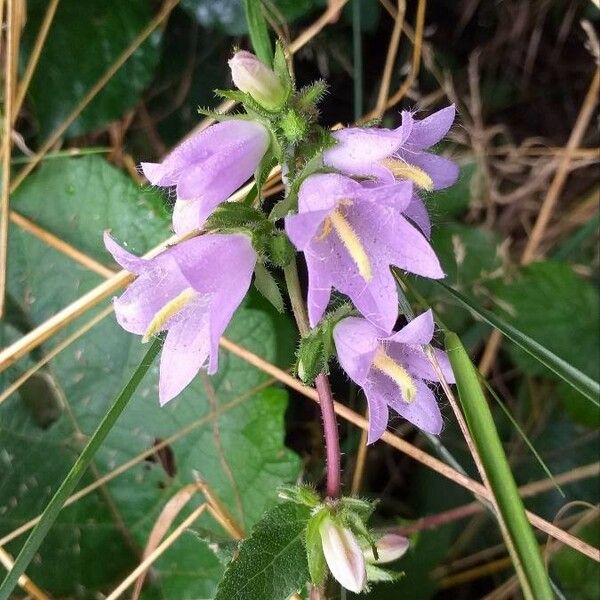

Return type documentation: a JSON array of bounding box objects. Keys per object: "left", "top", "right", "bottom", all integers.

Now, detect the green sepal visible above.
[
  {"left": 278, "top": 484, "right": 320, "bottom": 507},
  {"left": 305, "top": 508, "right": 329, "bottom": 586},
  {"left": 197, "top": 106, "right": 253, "bottom": 122},
  {"left": 273, "top": 40, "right": 294, "bottom": 95},
  {"left": 267, "top": 231, "right": 295, "bottom": 268},
  {"left": 296, "top": 303, "right": 355, "bottom": 385},
  {"left": 279, "top": 109, "right": 309, "bottom": 143},
  {"left": 204, "top": 203, "right": 270, "bottom": 232},
  {"left": 254, "top": 262, "right": 284, "bottom": 313},
  {"left": 296, "top": 80, "right": 328, "bottom": 112},
  {"left": 365, "top": 563, "right": 404, "bottom": 583},
  {"left": 254, "top": 151, "right": 278, "bottom": 205},
  {"left": 214, "top": 88, "right": 278, "bottom": 118},
  {"left": 342, "top": 506, "right": 378, "bottom": 558}
]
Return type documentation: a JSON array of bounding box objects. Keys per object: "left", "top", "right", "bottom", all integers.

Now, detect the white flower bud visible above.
[
  {"left": 228, "top": 51, "right": 287, "bottom": 111},
  {"left": 363, "top": 533, "right": 409, "bottom": 564},
  {"left": 319, "top": 515, "right": 367, "bottom": 593}
]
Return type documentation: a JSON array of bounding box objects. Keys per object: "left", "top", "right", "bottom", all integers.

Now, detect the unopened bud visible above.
[
  {"left": 363, "top": 534, "right": 409, "bottom": 564},
  {"left": 319, "top": 516, "right": 367, "bottom": 593},
  {"left": 229, "top": 51, "right": 287, "bottom": 111}
]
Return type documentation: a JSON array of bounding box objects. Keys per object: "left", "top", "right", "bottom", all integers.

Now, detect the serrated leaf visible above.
[
  {"left": 365, "top": 563, "right": 404, "bottom": 583},
  {"left": 215, "top": 502, "right": 311, "bottom": 600},
  {"left": 2, "top": 155, "right": 300, "bottom": 598},
  {"left": 21, "top": 0, "right": 161, "bottom": 139},
  {"left": 254, "top": 262, "right": 285, "bottom": 313}
]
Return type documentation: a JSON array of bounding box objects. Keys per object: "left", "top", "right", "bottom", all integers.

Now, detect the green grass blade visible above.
[
  {"left": 437, "top": 282, "right": 600, "bottom": 405},
  {"left": 0, "top": 338, "right": 162, "bottom": 600},
  {"left": 480, "top": 376, "right": 564, "bottom": 497},
  {"left": 243, "top": 0, "right": 273, "bottom": 67},
  {"left": 445, "top": 332, "right": 554, "bottom": 600}
]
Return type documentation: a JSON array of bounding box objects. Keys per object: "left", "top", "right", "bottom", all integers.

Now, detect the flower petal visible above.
[
  {"left": 403, "top": 193, "right": 431, "bottom": 238},
  {"left": 405, "top": 105, "right": 456, "bottom": 150},
  {"left": 158, "top": 299, "right": 211, "bottom": 405},
  {"left": 386, "top": 377, "right": 443, "bottom": 434},
  {"left": 333, "top": 317, "right": 381, "bottom": 384},
  {"left": 103, "top": 231, "right": 146, "bottom": 273},
  {"left": 362, "top": 381, "right": 391, "bottom": 444},
  {"left": 401, "top": 151, "right": 459, "bottom": 190},
  {"left": 285, "top": 208, "right": 332, "bottom": 251},
  {"left": 388, "top": 309, "right": 434, "bottom": 345}
]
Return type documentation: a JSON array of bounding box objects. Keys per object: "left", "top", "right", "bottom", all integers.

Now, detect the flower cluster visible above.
[{"left": 106, "top": 48, "right": 456, "bottom": 436}]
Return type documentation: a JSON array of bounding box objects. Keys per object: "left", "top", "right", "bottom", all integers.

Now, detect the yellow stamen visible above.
[
  {"left": 329, "top": 209, "right": 372, "bottom": 281},
  {"left": 142, "top": 287, "right": 198, "bottom": 343},
  {"left": 372, "top": 348, "right": 417, "bottom": 402},
  {"left": 381, "top": 158, "right": 434, "bottom": 191}
]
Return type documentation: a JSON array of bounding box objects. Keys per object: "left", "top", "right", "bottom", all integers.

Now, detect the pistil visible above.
[
  {"left": 142, "top": 287, "right": 198, "bottom": 343},
  {"left": 372, "top": 347, "right": 417, "bottom": 402}
]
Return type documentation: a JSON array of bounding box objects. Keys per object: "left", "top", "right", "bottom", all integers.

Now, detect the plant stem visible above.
[{"left": 283, "top": 260, "right": 342, "bottom": 499}]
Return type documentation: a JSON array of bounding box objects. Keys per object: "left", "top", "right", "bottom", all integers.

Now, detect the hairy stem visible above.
[{"left": 283, "top": 260, "right": 342, "bottom": 498}]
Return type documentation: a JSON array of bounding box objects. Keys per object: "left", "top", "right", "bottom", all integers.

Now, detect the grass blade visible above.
[
  {"left": 445, "top": 331, "right": 554, "bottom": 600},
  {"left": 243, "top": 0, "right": 273, "bottom": 67},
  {"left": 437, "top": 282, "right": 600, "bottom": 404},
  {"left": 0, "top": 338, "right": 162, "bottom": 600}
]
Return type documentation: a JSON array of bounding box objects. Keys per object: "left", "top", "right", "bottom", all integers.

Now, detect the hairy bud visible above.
[
  {"left": 229, "top": 50, "right": 287, "bottom": 111},
  {"left": 319, "top": 515, "right": 367, "bottom": 593}
]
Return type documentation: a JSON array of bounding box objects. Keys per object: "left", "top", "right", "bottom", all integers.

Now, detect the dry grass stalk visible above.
[
  {"left": 0, "top": 547, "right": 52, "bottom": 600},
  {"left": 9, "top": 0, "right": 181, "bottom": 194},
  {"left": 11, "top": 0, "right": 60, "bottom": 123},
  {"left": 104, "top": 503, "right": 207, "bottom": 600},
  {"left": 479, "top": 68, "right": 600, "bottom": 375}
]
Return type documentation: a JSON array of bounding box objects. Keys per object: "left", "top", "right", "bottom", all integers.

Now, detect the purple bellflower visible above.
[
  {"left": 285, "top": 173, "right": 444, "bottom": 333},
  {"left": 333, "top": 310, "right": 455, "bottom": 443},
  {"left": 104, "top": 232, "right": 257, "bottom": 404},
  {"left": 141, "top": 119, "right": 270, "bottom": 235},
  {"left": 323, "top": 105, "right": 458, "bottom": 238}
]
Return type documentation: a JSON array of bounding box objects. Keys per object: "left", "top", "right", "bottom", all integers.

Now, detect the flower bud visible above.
[
  {"left": 363, "top": 533, "right": 409, "bottom": 564},
  {"left": 319, "top": 515, "right": 367, "bottom": 593},
  {"left": 228, "top": 50, "right": 287, "bottom": 111}
]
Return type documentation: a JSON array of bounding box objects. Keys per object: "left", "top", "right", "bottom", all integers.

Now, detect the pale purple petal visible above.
[
  {"left": 350, "top": 202, "right": 444, "bottom": 280},
  {"left": 333, "top": 317, "right": 381, "bottom": 384},
  {"left": 356, "top": 179, "right": 413, "bottom": 213},
  {"left": 304, "top": 254, "right": 333, "bottom": 328},
  {"left": 285, "top": 209, "right": 332, "bottom": 250},
  {"left": 391, "top": 347, "right": 455, "bottom": 384},
  {"left": 172, "top": 197, "right": 203, "bottom": 235},
  {"left": 403, "top": 193, "right": 431, "bottom": 238},
  {"left": 387, "top": 309, "right": 434, "bottom": 345},
  {"left": 297, "top": 173, "right": 358, "bottom": 213},
  {"left": 396, "top": 151, "right": 459, "bottom": 190},
  {"left": 158, "top": 299, "right": 211, "bottom": 405},
  {"left": 404, "top": 105, "right": 456, "bottom": 150},
  {"left": 382, "top": 375, "right": 443, "bottom": 435},
  {"left": 141, "top": 120, "right": 267, "bottom": 187},
  {"left": 104, "top": 231, "right": 146, "bottom": 273},
  {"left": 323, "top": 122, "right": 412, "bottom": 181},
  {"left": 362, "top": 384, "right": 390, "bottom": 444}
]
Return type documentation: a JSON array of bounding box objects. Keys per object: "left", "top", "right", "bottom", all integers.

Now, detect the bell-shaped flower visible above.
[
  {"left": 319, "top": 515, "right": 367, "bottom": 593},
  {"left": 333, "top": 310, "right": 455, "bottom": 443},
  {"left": 284, "top": 173, "right": 444, "bottom": 333},
  {"left": 323, "top": 106, "right": 458, "bottom": 238},
  {"left": 104, "top": 232, "right": 256, "bottom": 404},
  {"left": 363, "top": 533, "right": 409, "bottom": 564},
  {"left": 141, "top": 120, "right": 270, "bottom": 234},
  {"left": 229, "top": 50, "right": 288, "bottom": 111}
]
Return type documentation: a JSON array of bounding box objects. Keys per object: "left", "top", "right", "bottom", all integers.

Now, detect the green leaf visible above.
[
  {"left": 2, "top": 156, "right": 300, "bottom": 598},
  {"left": 305, "top": 508, "right": 328, "bottom": 585},
  {"left": 254, "top": 262, "right": 284, "bottom": 313},
  {"left": 215, "top": 501, "right": 311, "bottom": 600},
  {"left": 426, "top": 162, "right": 476, "bottom": 218},
  {"left": 487, "top": 261, "right": 600, "bottom": 422},
  {"left": 445, "top": 331, "right": 554, "bottom": 600},
  {"left": 0, "top": 338, "right": 162, "bottom": 600},
  {"left": 437, "top": 281, "right": 600, "bottom": 405},
  {"left": 243, "top": 0, "right": 273, "bottom": 67},
  {"left": 21, "top": 0, "right": 161, "bottom": 139}
]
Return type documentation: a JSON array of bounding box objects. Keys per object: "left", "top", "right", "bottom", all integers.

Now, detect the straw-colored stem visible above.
[
  {"left": 9, "top": 0, "right": 180, "bottom": 194},
  {"left": 0, "top": 547, "right": 52, "bottom": 600},
  {"left": 12, "top": 0, "right": 60, "bottom": 123}
]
